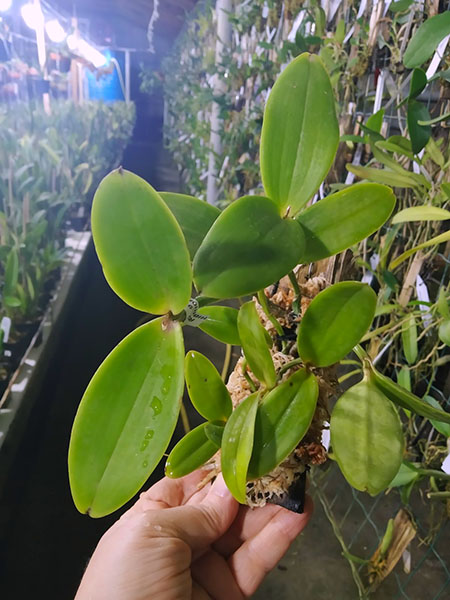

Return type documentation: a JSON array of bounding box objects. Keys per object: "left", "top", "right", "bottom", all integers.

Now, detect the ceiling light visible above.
[
  {"left": 45, "top": 19, "right": 66, "bottom": 43},
  {"left": 21, "top": 2, "right": 44, "bottom": 30}
]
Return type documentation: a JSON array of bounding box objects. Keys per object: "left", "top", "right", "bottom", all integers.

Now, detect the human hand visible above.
[{"left": 75, "top": 470, "right": 312, "bottom": 600}]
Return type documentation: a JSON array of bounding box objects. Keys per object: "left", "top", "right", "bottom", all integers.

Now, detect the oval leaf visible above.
[
  {"left": 165, "top": 423, "right": 218, "bottom": 478},
  {"left": 371, "top": 368, "right": 450, "bottom": 424},
  {"left": 409, "top": 68, "right": 427, "bottom": 100},
  {"left": 238, "top": 301, "right": 276, "bottom": 389},
  {"left": 185, "top": 351, "right": 232, "bottom": 421},
  {"left": 297, "top": 282, "right": 377, "bottom": 367},
  {"left": 423, "top": 396, "right": 450, "bottom": 438},
  {"left": 296, "top": 183, "right": 395, "bottom": 262},
  {"left": 4, "top": 248, "right": 19, "bottom": 298},
  {"left": 407, "top": 100, "right": 431, "bottom": 154},
  {"left": 330, "top": 378, "right": 404, "bottom": 496},
  {"left": 159, "top": 191, "right": 220, "bottom": 259},
  {"left": 403, "top": 12, "right": 450, "bottom": 69},
  {"left": 69, "top": 317, "right": 184, "bottom": 517},
  {"left": 392, "top": 206, "right": 450, "bottom": 223},
  {"left": 439, "top": 320, "right": 450, "bottom": 346},
  {"left": 221, "top": 393, "right": 259, "bottom": 503},
  {"left": 193, "top": 195, "right": 305, "bottom": 299},
  {"left": 389, "top": 461, "right": 420, "bottom": 488},
  {"left": 260, "top": 53, "right": 339, "bottom": 214},
  {"left": 401, "top": 314, "right": 418, "bottom": 365},
  {"left": 92, "top": 169, "right": 192, "bottom": 314},
  {"left": 248, "top": 369, "right": 318, "bottom": 479},
  {"left": 197, "top": 306, "right": 240, "bottom": 345}
]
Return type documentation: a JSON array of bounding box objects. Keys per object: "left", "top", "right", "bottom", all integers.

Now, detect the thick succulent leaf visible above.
[
  {"left": 159, "top": 192, "right": 220, "bottom": 259},
  {"left": 296, "top": 183, "right": 395, "bottom": 262},
  {"left": 392, "top": 206, "right": 450, "bottom": 223},
  {"left": 403, "top": 11, "right": 450, "bottom": 69},
  {"left": 165, "top": 423, "right": 219, "bottom": 478},
  {"left": 260, "top": 53, "right": 339, "bottom": 214},
  {"left": 297, "top": 282, "right": 377, "bottom": 367},
  {"left": 69, "top": 317, "right": 184, "bottom": 517},
  {"left": 205, "top": 420, "right": 225, "bottom": 446},
  {"left": 92, "top": 169, "right": 192, "bottom": 314},
  {"left": 330, "top": 378, "right": 404, "bottom": 496},
  {"left": 185, "top": 351, "right": 232, "bottom": 421},
  {"left": 389, "top": 462, "right": 420, "bottom": 488},
  {"left": 193, "top": 195, "right": 305, "bottom": 299},
  {"left": 370, "top": 368, "right": 450, "bottom": 424},
  {"left": 197, "top": 306, "right": 240, "bottom": 345},
  {"left": 437, "top": 288, "right": 450, "bottom": 319},
  {"left": 248, "top": 369, "right": 318, "bottom": 479},
  {"left": 238, "top": 301, "right": 276, "bottom": 389},
  {"left": 221, "top": 393, "right": 259, "bottom": 503},
  {"left": 409, "top": 68, "right": 427, "bottom": 99},
  {"left": 401, "top": 314, "right": 418, "bottom": 365},
  {"left": 407, "top": 100, "right": 431, "bottom": 154}
]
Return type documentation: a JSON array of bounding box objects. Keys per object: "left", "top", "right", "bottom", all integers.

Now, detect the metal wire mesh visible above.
[{"left": 312, "top": 463, "right": 450, "bottom": 600}]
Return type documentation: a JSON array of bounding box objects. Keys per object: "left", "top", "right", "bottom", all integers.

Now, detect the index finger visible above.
[{"left": 228, "top": 495, "right": 313, "bottom": 597}]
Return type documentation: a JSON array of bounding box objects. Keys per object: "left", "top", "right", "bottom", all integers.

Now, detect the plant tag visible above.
[
  {"left": 184, "top": 299, "right": 208, "bottom": 327},
  {"left": 0, "top": 317, "right": 11, "bottom": 343},
  {"left": 442, "top": 449, "right": 450, "bottom": 475},
  {"left": 415, "top": 274, "right": 432, "bottom": 328}
]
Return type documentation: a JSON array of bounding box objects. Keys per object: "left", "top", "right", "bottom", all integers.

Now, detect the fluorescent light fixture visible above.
[
  {"left": 45, "top": 19, "right": 66, "bottom": 43},
  {"left": 78, "top": 39, "right": 107, "bottom": 68},
  {"left": 0, "top": 0, "right": 12, "bottom": 13},
  {"left": 67, "top": 34, "right": 107, "bottom": 68},
  {"left": 21, "top": 2, "right": 44, "bottom": 30}
]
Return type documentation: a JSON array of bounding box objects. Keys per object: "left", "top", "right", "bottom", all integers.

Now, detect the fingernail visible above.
[{"left": 211, "top": 474, "right": 231, "bottom": 498}]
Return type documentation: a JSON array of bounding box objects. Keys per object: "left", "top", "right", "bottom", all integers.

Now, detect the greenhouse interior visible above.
[{"left": 0, "top": 1, "right": 449, "bottom": 599}]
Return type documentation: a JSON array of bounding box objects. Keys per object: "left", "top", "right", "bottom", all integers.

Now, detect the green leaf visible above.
[
  {"left": 418, "top": 110, "right": 450, "bottom": 126},
  {"left": 92, "top": 169, "right": 192, "bottom": 315},
  {"left": 392, "top": 206, "right": 450, "bottom": 223},
  {"left": 389, "top": 461, "right": 420, "bottom": 488},
  {"left": 389, "top": 231, "right": 450, "bottom": 269},
  {"left": 397, "top": 366, "right": 411, "bottom": 391},
  {"left": 165, "top": 423, "right": 219, "bottom": 478},
  {"left": 330, "top": 378, "right": 404, "bottom": 496},
  {"left": 221, "top": 393, "right": 259, "bottom": 503},
  {"left": 159, "top": 192, "right": 220, "bottom": 259},
  {"left": 409, "top": 68, "right": 427, "bottom": 99},
  {"left": 389, "top": 0, "right": 414, "bottom": 13},
  {"left": 185, "top": 351, "right": 232, "bottom": 421},
  {"left": 377, "top": 137, "right": 414, "bottom": 160},
  {"left": 297, "top": 282, "right": 377, "bottom": 367},
  {"left": 205, "top": 420, "right": 225, "bottom": 447},
  {"left": 193, "top": 195, "right": 305, "bottom": 299},
  {"left": 370, "top": 368, "right": 450, "bottom": 424},
  {"left": 366, "top": 109, "right": 385, "bottom": 134},
  {"left": 346, "top": 165, "right": 417, "bottom": 188},
  {"left": 407, "top": 100, "right": 431, "bottom": 154},
  {"left": 4, "top": 248, "right": 19, "bottom": 299},
  {"left": 248, "top": 369, "right": 318, "bottom": 479},
  {"left": 296, "top": 183, "right": 395, "bottom": 262},
  {"left": 3, "top": 296, "right": 22, "bottom": 308},
  {"left": 260, "top": 53, "right": 339, "bottom": 214},
  {"left": 403, "top": 12, "right": 450, "bottom": 69},
  {"left": 423, "top": 396, "right": 450, "bottom": 438},
  {"left": 238, "top": 301, "right": 276, "bottom": 388},
  {"left": 439, "top": 320, "right": 450, "bottom": 346},
  {"left": 437, "top": 288, "right": 450, "bottom": 320},
  {"left": 341, "top": 134, "right": 365, "bottom": 143},
  {"left": 69, "top": 318, "right": 184, "bottom": 517},
  {"left": 401, "top": 315, "right": 418, "bottom": 365},
  {"left": 197, "top": 306, "right": 240, "bottom": 345}
]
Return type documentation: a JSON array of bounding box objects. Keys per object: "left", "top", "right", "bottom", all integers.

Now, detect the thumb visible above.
[{"left": 145, "top": 474, "right": 239, "bottom": 551}]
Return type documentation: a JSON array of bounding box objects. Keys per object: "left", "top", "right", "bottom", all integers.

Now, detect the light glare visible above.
[
  {"left": 45, "top": 19, "right": 66, "bottom": 43},
  {"left": 21, "top": 2, "right": 44, "bottom": 30},
  {"left": 0, "top": 0, "right": 12, "bottom": 13}
]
